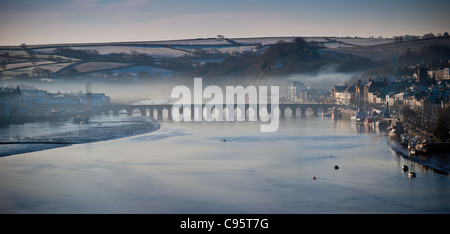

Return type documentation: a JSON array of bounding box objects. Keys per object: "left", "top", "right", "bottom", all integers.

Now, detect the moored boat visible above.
[
  {"left": 73, "top": 113, "right": 89, "bottom": 124},
  {"left": 409, "top": 147, "right": 416, "bottom": 156},
  {"left": 402, "top": 165, "right": 409, "bottom": 172},
  {"left": 407, "top": 159, "right": 417, "bottom": 178},
  {"left": 408, "top": 171, "right": 416, "bottom": 178},
  {"left": 322, "top": 112, "right": 332, "bottom": 117},
  {"left": 388, "top": 126, "right": 396, "bottom": 137}
]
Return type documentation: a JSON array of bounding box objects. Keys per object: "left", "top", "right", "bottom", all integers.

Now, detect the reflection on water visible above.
[{"left": 0, "top": 117, "right": 449, "bottom": 214}]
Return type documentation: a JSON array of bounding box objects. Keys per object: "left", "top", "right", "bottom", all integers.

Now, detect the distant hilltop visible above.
[
  {"left": 0, "top": 36, "right": 394, "bottom": 49},
  {"left": 1, "top": 36, "right": 449, "bottom": 82}
]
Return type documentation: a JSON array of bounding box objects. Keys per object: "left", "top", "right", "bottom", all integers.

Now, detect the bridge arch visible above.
[
  {"left": 224, "top": 107, "right": 231, "bottom": 120},
  {"left": 303, "top": 107, "right": 320, "bottom": 117},
  {"left": 131, "top": 109, "right": 142, "bottom": 116},
  {"left": 294, "top": 107, "right": 301, "bottom": 117},
  {"left": 162, "top": 107, "right": 171, "bottom": 120},
  {"left": 283, "top": 106, "right": 293, "bottom": 118},
  {"left": 191, "top": 106, "right": 201, "bottom": 121},
  {"left": 118, "top": 108, "right": 128, "bottom": 116},
  {"left": 233, "top": 107, "right": 243, "bottom": 121},
  {"left": 183, "top": 107, "right": 192, "bottom": 120},
  {"left": 245, "top": 106, "right": 257, "bottom": 121},
  {"left": 151, "top": 108, "right": 158, "bottom": 120}
]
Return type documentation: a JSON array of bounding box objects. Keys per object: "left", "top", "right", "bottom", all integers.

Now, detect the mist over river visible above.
[{"left": 0, "top": 116, "right": 449, "bottom": 213}]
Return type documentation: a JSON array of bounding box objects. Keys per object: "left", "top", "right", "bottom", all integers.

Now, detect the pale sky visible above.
[{"left": 1, "top": 0, "right": 449, "bottom": 45}]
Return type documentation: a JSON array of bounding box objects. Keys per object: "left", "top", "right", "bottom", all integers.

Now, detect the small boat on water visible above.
[
  {"left": 402, "top": 165, "right": 409, "bottom": 172},
  {"left": 388, "top": 127, "right": 397, "bottom": 137},
  {"left": 408, "top": 140, "right": 417, "bottom": 156},
  {"left": 407, "top": 159, "right": 417, "bottom": 178},
  {"left": 73, "top": 113, "right": 89, "bottom": 124}
]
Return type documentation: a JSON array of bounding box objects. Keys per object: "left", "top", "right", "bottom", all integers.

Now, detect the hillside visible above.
[
  {"left": 326, "top": 37, "right": 450, "bottom": 61},
  {"left": 189, "top": 37, "right": 381, "bottom": 80},
  {"left": 2, "top": 36, "right": 449, "bottom": 82}
]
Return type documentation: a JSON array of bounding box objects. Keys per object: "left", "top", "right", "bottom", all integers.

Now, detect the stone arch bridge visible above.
[{"left": 93, "top": 103, "right": 335, "bottom": 121}]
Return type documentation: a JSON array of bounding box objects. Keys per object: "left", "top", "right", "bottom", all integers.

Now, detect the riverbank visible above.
[
  {"left": 338, "top": 107, "right": 450, "bottom": 175},
  {"left": 0, "top": 115, "right": 160, "bottom": 157},
  {"left": 388, "top": 139, "right": 450, "bottom": 175}
]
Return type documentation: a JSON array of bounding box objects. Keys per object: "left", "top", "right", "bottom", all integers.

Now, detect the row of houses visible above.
[
  {"left": 331, "top": 67, "right": 450, "bottom": 118},
  {"left": 0, "top": 84, "right": 110, "bottom": 119}
]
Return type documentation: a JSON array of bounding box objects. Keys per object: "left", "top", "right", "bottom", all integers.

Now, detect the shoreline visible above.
[
  {"left": 387, "top": 139, "right": 450, "bottom": 175},
  {"left": 337, "top": 107, "right": 450, "bottom": 175},
  {"left": 0, "top": 116, "right": 160, "bottom": 157}
]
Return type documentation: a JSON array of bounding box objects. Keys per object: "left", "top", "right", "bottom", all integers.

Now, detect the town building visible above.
[
  {"left": 428, "top": 68, "right": 449, "bottom": 80},
  {"left": 287, "top": 81, "right": 308, "bottom": 102},
  {"left": 331, "top": 85, "right": 353, "bottom": 105}
]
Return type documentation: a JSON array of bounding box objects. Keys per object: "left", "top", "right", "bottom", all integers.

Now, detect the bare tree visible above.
[
  {"left": 20, "top": 43, "right": 28, "bottom": 51},
  {"left": 1, "top": 60, "right": 7, "bottom": 71},
  {"left": 30, "top": 54, "right": 38, "bottom": 66},
  {"left": 422, "top": 33, "right": 436, "bottom": 39}
]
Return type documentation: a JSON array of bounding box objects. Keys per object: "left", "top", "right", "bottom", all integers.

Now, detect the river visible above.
[{"left": 0, "top": 115, "right": 449, "bottom": 213}]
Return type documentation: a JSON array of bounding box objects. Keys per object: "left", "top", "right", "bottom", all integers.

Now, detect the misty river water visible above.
[{"left": 0, "top": 115, "right": 449, "bottom": 213}]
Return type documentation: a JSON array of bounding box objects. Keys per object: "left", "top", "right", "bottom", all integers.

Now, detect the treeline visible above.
[
  {"left": 108, "top": 50, "right": 154, "bottom": 63},
  {"left": 393, "top": 32, "right": 449, "bottom": 43},
  {"left": 189, "top": 37, "right": 375, "bottom": 79},
  {"left": 397, "top": 45, "right": 450, "bottom": 67},
  {"left": 54, "top": 48, "right": 101, "bottom": 61},
  {"left": 53, "top": 48, "right": 154, "bottom": 64}
]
